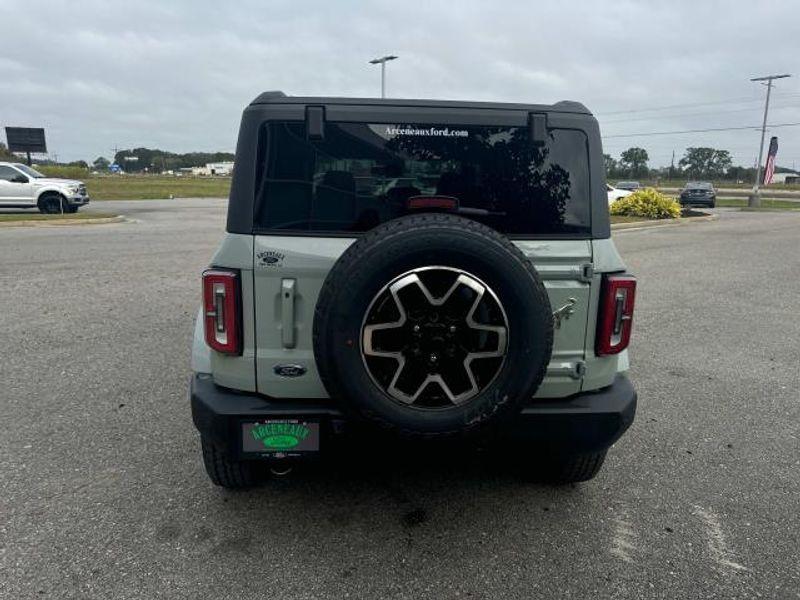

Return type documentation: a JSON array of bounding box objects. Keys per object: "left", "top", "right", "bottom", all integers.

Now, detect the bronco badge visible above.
[{"left": 257, "top": 250, "right": 285, "bottom": 267}]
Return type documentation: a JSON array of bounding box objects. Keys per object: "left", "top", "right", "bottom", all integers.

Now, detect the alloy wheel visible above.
[{"left": 361, "top": 266, "right": 508, "bottom": 407}]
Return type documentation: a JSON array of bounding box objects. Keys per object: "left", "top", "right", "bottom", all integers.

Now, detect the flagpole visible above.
[{"left": 749, "top": 73, "right": 791, "bottom": 208}]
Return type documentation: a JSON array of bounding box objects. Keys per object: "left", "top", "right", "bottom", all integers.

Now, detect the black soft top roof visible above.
[{"left": 250, "top": 91, "right": 591, "bottom": 115}]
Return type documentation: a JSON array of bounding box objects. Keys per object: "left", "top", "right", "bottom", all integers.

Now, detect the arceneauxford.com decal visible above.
[{"left": 375, "top": 125, "right": 469, "bottom": 139}]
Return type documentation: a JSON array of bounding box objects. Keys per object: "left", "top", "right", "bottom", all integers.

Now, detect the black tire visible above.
[
  {"left": 201, "top": 437, "right": 263, "bottom": 489},
  {"left": 534, "top": 450, "right": 607, "bottom": 484},
  {"left": 313, "top": 213, "right": 554, "bottom": 438},
  {"left": 38, "top": 193, "right": 65, "bottom": 214},
  {"left": 65, "top": 204, "right": 78, "bottom": 214}
]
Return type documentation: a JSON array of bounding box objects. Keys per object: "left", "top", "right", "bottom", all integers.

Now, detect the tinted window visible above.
[
  {"left": 254, "top": 122, "right": 591, "bottom": 236},
  {"left": 0, "top": 166, "right": 22, "bottom": 181}
]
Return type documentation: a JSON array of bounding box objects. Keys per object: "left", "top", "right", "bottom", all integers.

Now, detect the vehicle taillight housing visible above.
[
  {"left": 202, "top": 269, "right": 242, "bottom": 355},
  {"left": 596, "top": 274, "right": 636, "bottom": 356}
]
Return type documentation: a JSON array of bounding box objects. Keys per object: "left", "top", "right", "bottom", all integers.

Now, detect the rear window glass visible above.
[{"left": 254, "top": 122, "right": 591, "bottom": 236}]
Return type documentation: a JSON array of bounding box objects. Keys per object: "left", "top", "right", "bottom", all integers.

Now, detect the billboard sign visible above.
[{"left": 5, "top": 127, "right": 47, "bottom": 153}]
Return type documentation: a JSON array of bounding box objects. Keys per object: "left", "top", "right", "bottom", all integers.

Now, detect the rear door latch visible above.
[{"left": 552, "top": 297, "right": 577, "bottom": 329}]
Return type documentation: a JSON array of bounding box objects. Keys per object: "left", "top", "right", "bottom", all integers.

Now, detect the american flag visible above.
[{"left": 763, "top": 136, "right": 778, "bottom": 185}]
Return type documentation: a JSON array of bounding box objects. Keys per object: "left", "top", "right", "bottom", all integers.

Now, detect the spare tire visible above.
[{"left": 313, "top": 213, "right": 553, "bottom": 437}]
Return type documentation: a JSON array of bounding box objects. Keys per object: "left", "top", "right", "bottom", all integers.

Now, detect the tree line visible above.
[
  {"left": 606, "top": 146, "right": 798, "bottom": 181},
  {"left": 0, "top": 142, "right": 17, "bottom": 160},
  {"left": 5, "top": 140, "right": 794, "bottom": 182},
  {"left": 605, "top": 146, "right": 763, "bottom": 181}
]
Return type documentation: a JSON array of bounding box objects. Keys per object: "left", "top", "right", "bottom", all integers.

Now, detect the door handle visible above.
[{"left": 281, "top": 278, "right": 296, "bottom": 348}]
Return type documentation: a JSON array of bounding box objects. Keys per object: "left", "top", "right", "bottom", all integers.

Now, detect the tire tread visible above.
[
  {"left": 544, "top": 451, "right": 607, "bottom": 484},
  {"left": 201, "top": 438, "right": 261, "bottom": 489}
]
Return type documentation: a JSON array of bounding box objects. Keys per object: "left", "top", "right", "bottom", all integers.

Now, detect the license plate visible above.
[{"left": 241, "top": 419, "right": 320, "bottom": 455}]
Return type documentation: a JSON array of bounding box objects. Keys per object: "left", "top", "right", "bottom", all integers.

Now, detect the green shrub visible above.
[
  {"left": 36, "top": 165, "right": 91, "bottom": 180},
  {"left": 610, "top": 188, "right": 681, "bottom": 219}
]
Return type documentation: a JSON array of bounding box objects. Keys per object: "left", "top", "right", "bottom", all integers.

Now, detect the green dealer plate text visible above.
[{"left": 241, "top": 420, "right": 320, "bottom": 454}]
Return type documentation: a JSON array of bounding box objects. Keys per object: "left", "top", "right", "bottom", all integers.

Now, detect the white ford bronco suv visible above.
[
  {"left": 190, "top": 92, "right": 637, "bottom": 488},
  {"left": 0, "top": 162, "right": 90, "bottom": 213}
]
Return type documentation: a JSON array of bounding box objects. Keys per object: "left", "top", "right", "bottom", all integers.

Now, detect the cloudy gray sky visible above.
[{"left": 1, "top": 0, "right": 798, "bottom": 169}]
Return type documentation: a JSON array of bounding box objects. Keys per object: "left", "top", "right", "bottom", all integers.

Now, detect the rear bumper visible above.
[
  {"left": 190, "top": 373, "right": 637, "bottom": 457},
  {"left": 680, "top": 197, "right": 714, "bottom": 206},
  {"left": 506, "top": 374, "right": 636, "bottom": 452}
]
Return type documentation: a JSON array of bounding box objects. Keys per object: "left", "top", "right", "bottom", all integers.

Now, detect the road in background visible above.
[
  {"left": 658, "top": 187, "right": 800, "bottom": 201},
  {"left": 1, "top": 201, "right": 798, "bottom": 599}
]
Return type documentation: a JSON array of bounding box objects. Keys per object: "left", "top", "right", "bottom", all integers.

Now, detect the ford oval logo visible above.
[{"left": 273, "top": 364, "right": 307, "bottom": 378}]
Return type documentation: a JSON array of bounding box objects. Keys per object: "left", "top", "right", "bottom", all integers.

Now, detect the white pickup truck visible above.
[{"left": 0, "top": 162, "right": 90, "bottom": 213}]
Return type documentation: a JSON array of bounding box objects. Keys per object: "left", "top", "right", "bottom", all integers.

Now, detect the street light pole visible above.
[
  {"left": 749, "top": 73, "right": 791, "bottom": 207},
  {"left": 369, "top": 55, "right": 398, "bottom": 98}
]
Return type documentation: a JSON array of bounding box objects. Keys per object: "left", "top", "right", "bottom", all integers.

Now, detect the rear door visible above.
[{"left": 251, "top": 237, "right": 593, "bottom": 399}]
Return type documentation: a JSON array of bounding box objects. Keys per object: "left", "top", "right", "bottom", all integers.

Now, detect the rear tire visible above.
[
  {"left": 526, "top": 450, "right": 607, "bottom": 484},
  {"left": 201, "top": 437, "right": 264, "bottom": 489}
]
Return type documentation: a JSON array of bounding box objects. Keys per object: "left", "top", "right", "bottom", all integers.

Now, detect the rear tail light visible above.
[
  {"left": 202, "top": 269, "right": 242, "bottom": 355},
  {"left": 596, "top": 274, "right": 636, "bottom": 356}
]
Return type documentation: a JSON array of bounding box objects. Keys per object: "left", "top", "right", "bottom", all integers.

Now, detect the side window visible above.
[
  {"left": 256, "top": 124, "right": 315, "bottom": 230},
  {"left": 0, "top": 166, "right": 21, "bottom": 181}
]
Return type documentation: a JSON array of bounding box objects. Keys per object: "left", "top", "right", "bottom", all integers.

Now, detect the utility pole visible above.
[
  {"left": 749, "top": 73, "right": 791, "bottom": 207},
  {"left": 369, "top": 55, "right": 398, "bottom": 98},
  {"left": 670, "top": 149, "right": 675, "bottom": 181}
]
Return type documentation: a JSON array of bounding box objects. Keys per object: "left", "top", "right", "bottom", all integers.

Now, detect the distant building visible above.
[
  {"left": 769, "top": 172, "right": 800, "bottom": 185},
  {"left": 191, "top": 161, "right": 234, "bottom": 176}
]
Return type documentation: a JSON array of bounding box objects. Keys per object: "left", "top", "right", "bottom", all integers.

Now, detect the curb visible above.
[
  {"left": 0, "top": 215, "right": 125, "bottom": 228},
  {"left": 611, "top": 213, "right": 718, "bottom": 232}
]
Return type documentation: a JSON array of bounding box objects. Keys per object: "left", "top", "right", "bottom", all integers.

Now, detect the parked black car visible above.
[{"left": 680, "top": 182, "right": 716, "bottom": 208}]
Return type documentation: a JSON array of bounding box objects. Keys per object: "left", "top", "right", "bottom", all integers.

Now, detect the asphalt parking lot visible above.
[{"left": 1, "top": 200, "right": 798, "bottom": 599}]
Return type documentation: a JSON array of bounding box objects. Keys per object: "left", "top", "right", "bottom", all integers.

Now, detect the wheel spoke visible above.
[{"left": 362, "top": 278, "right": 408, "bottom": 357}]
